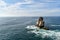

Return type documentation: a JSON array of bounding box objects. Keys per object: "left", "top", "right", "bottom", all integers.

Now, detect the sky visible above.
[{"left": 0, "top": 0, "right": 60, "bottom": 17}]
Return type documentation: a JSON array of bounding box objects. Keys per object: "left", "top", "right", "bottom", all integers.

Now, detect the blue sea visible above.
[{"left": 0, "top": 17, "right": 60, "bottom": 40}]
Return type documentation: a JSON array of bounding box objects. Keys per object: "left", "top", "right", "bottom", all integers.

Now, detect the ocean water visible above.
[{"left": 0, "top": 17, "right": 60, "bottom": 40}]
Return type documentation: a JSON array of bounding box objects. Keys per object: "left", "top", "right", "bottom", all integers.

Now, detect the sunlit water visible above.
[{"left": 0, "top": 17, "right": 60, "bottom": 40}]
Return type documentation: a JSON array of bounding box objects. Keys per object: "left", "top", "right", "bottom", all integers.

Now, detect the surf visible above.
[{"left": 26, "top": 25, "right": 60, "bottom": 40}]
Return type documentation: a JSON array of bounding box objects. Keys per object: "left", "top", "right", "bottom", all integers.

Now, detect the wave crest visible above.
[{"left": 26, "top": 25, "right": 60, "bottom": 40}]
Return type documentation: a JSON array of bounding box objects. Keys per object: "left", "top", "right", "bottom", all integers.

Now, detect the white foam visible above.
[
  {"left": 26, "top": 25, "right": 39, "bottom": 30},
  {"left": 26, "top": 25, "right": 60, "bottom": 40}
]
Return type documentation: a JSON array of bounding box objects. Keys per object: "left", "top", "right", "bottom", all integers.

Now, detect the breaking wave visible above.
[{"left": 26, "top": 25, "right": 60, "bottom": 40}]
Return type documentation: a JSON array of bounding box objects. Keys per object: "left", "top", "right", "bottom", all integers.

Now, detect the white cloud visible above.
[
  {"left": 24, "top": 0, "right": 33, "bottom": 4},
  {"left": 0, "top": 0, "right": 60, "bottom": 17},
  {"left": 0, "top": 1, "right": 33, "bottom": 17},
  {"left": 0, "top": 0, "right": 6, "bottom": 6}
]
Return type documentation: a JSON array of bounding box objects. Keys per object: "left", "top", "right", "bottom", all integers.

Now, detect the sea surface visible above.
[{"left": 0, "top": 17, "right": 60, "bottom": 40}]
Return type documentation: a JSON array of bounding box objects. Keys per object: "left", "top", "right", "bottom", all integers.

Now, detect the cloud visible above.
[
  {"left": 0, "top": 0, "right": 33, "bottom": 17},
  {"left": 0, "top": 0, "right": 6, "bottom": 6},
  {"left": 0, "top": 0, "right": 60, "bottom": 17}
]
